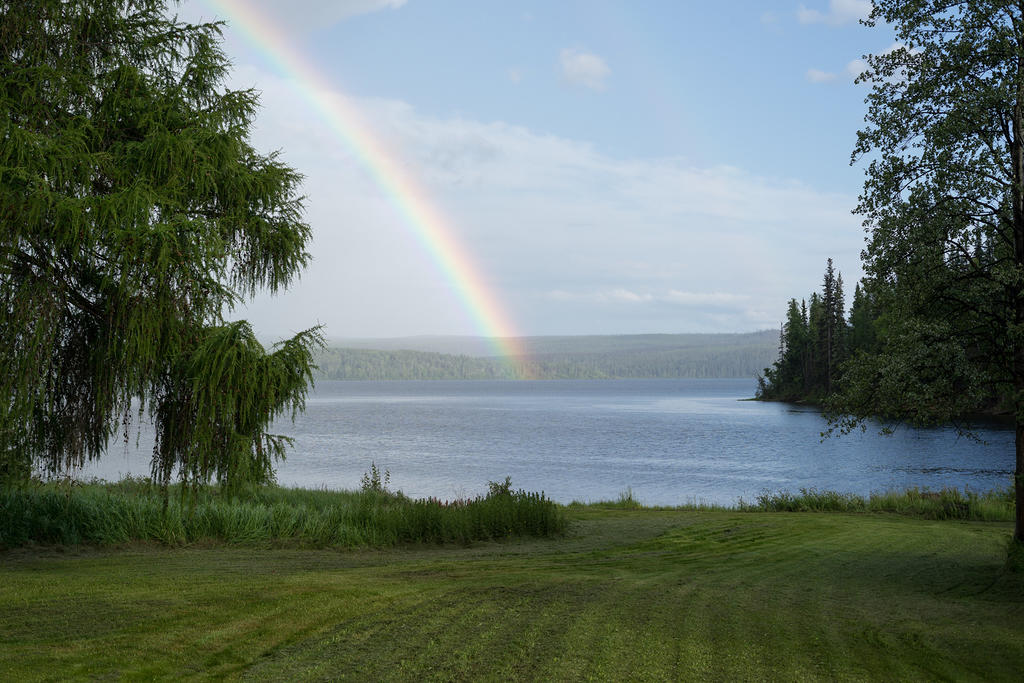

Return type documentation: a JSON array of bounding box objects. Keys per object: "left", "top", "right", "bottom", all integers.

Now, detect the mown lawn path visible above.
[{"left": 2, "top": 510, "right": 1022, "bottom": 680}]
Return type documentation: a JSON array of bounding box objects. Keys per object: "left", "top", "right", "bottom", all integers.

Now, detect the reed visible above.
[
  {"left": 739, "top": 486, "right": 1015, "bottom": 521},
  {"left": 0, "top": 477, "right": 566, "bottom": 549}
]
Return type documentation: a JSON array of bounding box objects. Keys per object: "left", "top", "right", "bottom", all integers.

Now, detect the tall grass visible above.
[
  {"left": 568, "top": 487, "right": 731, "bottom": 512},
  {"left": 739, "top": 486, "right": 1015, "bottom": 521},
  {"left": 0, "top": 477, "right": 567, "bottom": 549}
]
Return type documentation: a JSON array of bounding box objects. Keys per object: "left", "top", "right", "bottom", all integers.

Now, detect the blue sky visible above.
[
  {"left": 181, "top": 0, "right": 894, "bottom": 340},
  {"left": 315, "top": 1, "right": 870, "bottom": 189}
]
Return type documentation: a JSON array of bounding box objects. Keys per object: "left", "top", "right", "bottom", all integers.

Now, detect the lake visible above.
[
  {"left": 88, "top": 378, "right": 1015, "bottom": 507},
  {"left": 87, "top": 378, "right": 1015, "bottom": 506}
]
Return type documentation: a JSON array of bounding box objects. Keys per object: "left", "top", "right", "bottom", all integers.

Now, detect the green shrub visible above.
[
  {"left": 739, "top": 486, "right": 1014, "bottom": 522},
  {"left": 360, "top": 462, "right": 391, "bottom": 494}
]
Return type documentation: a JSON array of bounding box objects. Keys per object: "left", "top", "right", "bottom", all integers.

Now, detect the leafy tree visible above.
[
  {"left": 0, "top": 1, "right": 322, "bottom": 493},
  {"left": 831, "top": 0, "right": 1024, "bottom": 542}
]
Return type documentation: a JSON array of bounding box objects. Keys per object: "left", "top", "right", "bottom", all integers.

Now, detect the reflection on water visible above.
[{"left": 85, "top": 378, "right": 1015, "bottom": 506}]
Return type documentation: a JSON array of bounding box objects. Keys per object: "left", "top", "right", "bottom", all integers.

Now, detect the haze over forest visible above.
[{"left": 316, "top": 331, "right": 777, "bottom": 380}]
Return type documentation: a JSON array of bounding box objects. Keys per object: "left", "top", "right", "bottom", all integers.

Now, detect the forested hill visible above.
[{"left": 314, "top": 331, "right": 777, "bottom": 380}]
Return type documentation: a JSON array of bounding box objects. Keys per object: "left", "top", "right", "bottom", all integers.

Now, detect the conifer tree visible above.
[
  {"left": 0, "top": 1, "right": 322, "bottom": 491},
  {"left": 807, "top": 291, "right": 826, "bottom": 395},
  {"left": 847, "top": 282, "right": 878, "bottom": 355},
  {"left": 780, "top": 298, "right": 809, "bottom": 393},
  {"left": 806, "top": 259, "right": 850, "bottom": 395},
  {"left": 833, "top": 272, "right": 847, "bottom": 367},
  {"left": 759, "top": 298, "right": 809, "bottom": 399},
  {"left": 759, "top": 260, "right": 847, "bottom": 400},
  {"left": 800, "top": 298, "right": 811, "bottom": 391}
]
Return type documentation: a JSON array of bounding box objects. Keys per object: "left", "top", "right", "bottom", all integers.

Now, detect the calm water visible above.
[{"left": 88, "top": 379, "right": 1015, "bottom": 506}]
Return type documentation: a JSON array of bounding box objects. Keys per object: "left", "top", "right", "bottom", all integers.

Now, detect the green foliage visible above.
[
  {"left": 567, "top": 487, "right": 647, "bottom": 510},
  {"left": 763, "top": 1, "right": 1024, "bottom": 541},
  {"left": 847, "top": 283, "right": 878, "bottom": 355},
  {"left": 360, "top": 462, "right": 392, "bottom": 494},
  {"left": 486, "top": 476, "right": 513, "bottom": 497},
  {"left": 0, "top": 1, "right": 321, "bottom": 488},
  {"left": 612, "top": 487, "right": 642, "bottom": 509},
  {"left": 0, "top": 478, "right": 567, "bottom": 549},
  {"left": 739, "top": 486, "right": 1015, "bottom": 522},
  {"left": 740, "top": 488, "right": 865, "bottom": 513},
  {"left": 824, "top": 0, "right": 1024, "bottom": 539}
]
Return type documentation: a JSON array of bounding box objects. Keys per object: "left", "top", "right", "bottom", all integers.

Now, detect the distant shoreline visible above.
[{"left": 314, "top": 331, "right": 777, "bottom": 381}]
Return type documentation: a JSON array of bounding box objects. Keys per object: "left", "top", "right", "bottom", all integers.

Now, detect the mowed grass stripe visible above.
[
  {"left": 246, "top": 580, "right": 605, "bottom": 680},
  {"left": 1, "top": 511, "right": 1022, "bottom": 680},
  {"left": 239, "top": 514, "right": 1022, "bottom": 681}
]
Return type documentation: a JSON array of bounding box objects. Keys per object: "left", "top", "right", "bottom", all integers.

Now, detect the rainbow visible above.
[{"left": 202, "top": 0, "right": 531, "bottom": 377}]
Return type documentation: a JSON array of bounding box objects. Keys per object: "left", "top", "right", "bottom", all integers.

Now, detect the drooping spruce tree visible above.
[
  {"left": 0, "top": 0, "right": 322, "bottom": 491},
  {"left": 829, "top": 0, "right": 1024, "bottom": 543}
]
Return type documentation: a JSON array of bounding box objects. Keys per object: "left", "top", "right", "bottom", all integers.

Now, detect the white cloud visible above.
[
  {"left": 797, "top": 0, "right": 871, "bottom": 26},
  {"left": 846, "top": 58, "right": 867, "bottom": 79},
  {"left": 559, "top": 48, "right": 611, "bottom": 91},
  {"left": 221, "top": 66, "right": 861, "bottom": 337},
  {"left": 664, "top": 291, "right": 749, "bottom": 306},
  {"left": 805, "top": 68, "right": 837, "bottom": 83},
  {"left": 507, "top": 68, "right": 523, "bottom": 84},
  {"left": 547, "top": 289, "right": 749, "bottom": 308},
  {"left": 610, "top": 289, "right": 654, "bottom": 303}
]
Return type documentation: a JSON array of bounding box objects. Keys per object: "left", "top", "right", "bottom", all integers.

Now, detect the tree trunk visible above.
[
  {"left": 1016, "top": 419, "right": 1024, "bottom": 543},
  {"left": 1012, "top": 6, "right": 1024, "bottom": 543}
]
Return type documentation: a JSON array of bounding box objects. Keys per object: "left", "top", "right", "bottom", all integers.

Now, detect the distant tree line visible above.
[
  {"left": 316, "top": 349, "right": 516, "bottom": 380},
  {"left": 315, "top": 339, "right": 777, "bottom": 381}
]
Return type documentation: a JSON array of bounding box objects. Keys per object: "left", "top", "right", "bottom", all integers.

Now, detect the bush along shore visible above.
[
  {"left": 0, "top": 476, "right": 567, "bottom": 549},
  {"left": 0, "top": 476, "right": 1015, "bottom": 550},
  {"left": 738, "top": 486, "right": 1015, "bottom": 521}
]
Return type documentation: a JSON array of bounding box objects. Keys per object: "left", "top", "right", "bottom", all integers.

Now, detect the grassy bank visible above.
[
  {"left": 1, "top": 508, "right": 1021, "bottom": 680},
  {"left": 0, "top": 478, "right": 566, "bottom": 549},
  {"left": 1, "top": 480, "right": 1015, "bottom": 551},
  {"left": 739, "top": 486, "right": 1015, "bottom": 521}
]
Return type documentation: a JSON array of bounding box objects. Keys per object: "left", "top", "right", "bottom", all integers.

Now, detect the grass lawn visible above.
[{"left": 2, "top": 508, "right": 1022, "bottom": 680}]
